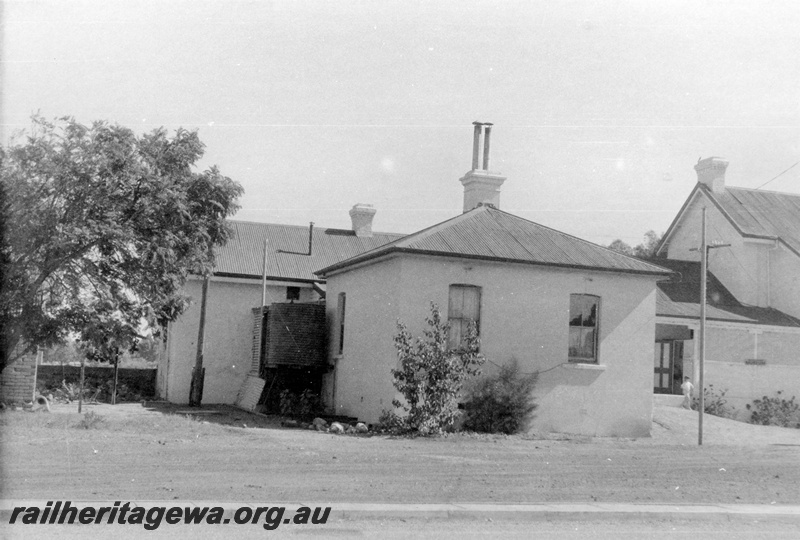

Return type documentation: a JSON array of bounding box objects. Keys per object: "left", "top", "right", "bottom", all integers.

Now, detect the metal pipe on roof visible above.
[
  {"left": 261, "top": 237, "right": 269, "bottom": 307},
  {"left": 308, "top": 222, "right": 314, "bottom": 256},
  {"left": 472, "top": 122, "right": 482, "bottom": 170},
  {"left": 483, "top": 123, "right": 493, "bottom": 170}
]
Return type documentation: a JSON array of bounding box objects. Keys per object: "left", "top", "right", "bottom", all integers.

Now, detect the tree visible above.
[
  {"left": 0, "top": 115, "right": 243, "bottom": 370},
  {"left": 607, "top": 230, "right": 663, "bottom": 259},
  {"left": 390, "top": 303, "right": 484, "bottom": 434},
  {"left": 606, "top": 239, "right": 634, "bottom": 256}
]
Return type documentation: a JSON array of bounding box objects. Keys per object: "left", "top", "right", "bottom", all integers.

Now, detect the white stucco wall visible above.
[
  {"left": 322, "top": 257, "right": 401, "bottom": 419},
  {"left": 769, "top": 243, "right": 800, "bottom": 319},
  {"left": 325, "top": 254, "right": 660, "bottom": 437},
  {"left": 159, "top": 277, "right": 321, "bottom": 404},
  {"left": 665, "top": 192, "right": 769, "bottom": 307},
  {"left": 680, "top": 326, "right": 800, "bottom": 420},
  {"left": 665, "top": 191, "right": 800, "bottom": 313}
]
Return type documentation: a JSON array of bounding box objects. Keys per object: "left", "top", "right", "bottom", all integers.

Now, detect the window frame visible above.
[
  {"left": 336, "top": 292, "right": 346, "bottom": 355},
  {"left": 568, "top": 293, "right": 600, "bottom": 364},
  {"left": 286, "top": 286, "right": 301, "bottom": 301},
  {"left": 447, "top": 284, "right": 481, "bottom": 350}
]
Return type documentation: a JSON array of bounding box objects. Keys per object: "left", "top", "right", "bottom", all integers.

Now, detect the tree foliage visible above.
[
  {"left": 607, "top": 230, "right": 663, "bottom": 259},
  {"left": 390, "top": 303, "right": 484, "bottom": 434},
  {"left": 0, "top": 115, "right": 243, "bottom": 368}
]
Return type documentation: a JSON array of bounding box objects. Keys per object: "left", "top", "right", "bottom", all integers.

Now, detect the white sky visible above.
[{"left": 2, "top": 0, "right": 799, "bottom": 245}]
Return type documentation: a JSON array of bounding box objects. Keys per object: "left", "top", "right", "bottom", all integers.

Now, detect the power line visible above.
[{"left": 755, "top": 160, "right": 799, "bottom": 190}]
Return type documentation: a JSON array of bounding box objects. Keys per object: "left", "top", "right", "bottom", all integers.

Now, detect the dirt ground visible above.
[{"left": 2, "top": 402, "right": 799, "bottom": 504}]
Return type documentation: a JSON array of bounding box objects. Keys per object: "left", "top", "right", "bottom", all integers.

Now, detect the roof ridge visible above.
[
  {"left": 315, "top": 206, "right": 490, "bottom": 267},
  {"left": 317, "top": 205, "right": 673, "bottom": 277},
  {"left": 484, "top": 206, "right": 672, "bottom": 274},
  {"left": 392, "top": 205, "right": 492, "bottom": 247}
]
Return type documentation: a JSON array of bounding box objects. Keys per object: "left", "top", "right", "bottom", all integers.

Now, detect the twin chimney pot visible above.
[
  {"left": 460, "top": 121, "right": 506, "bottom": 213},
  {"left": 349, "top": 123, "right": 505, "bottom": 231}
]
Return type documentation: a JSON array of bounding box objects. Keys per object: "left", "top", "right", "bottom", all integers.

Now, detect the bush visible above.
[
  {"left": 692, "top": 385, "right": 735, "bottom": 419},
  {"left": 279, "top": 389, "right": 323, "bottom": 421},
  {"left": 462, "top": 359, "right": 538, "bottom": 434},
  {"left": 376, "top": 410, "right": 409, "bottom": 434},
  {"left": 390, "top": 303, "right": 484, "bottom": 435},
  {"left": 746, "top": 391, "right": 800, "bottom": 428}
]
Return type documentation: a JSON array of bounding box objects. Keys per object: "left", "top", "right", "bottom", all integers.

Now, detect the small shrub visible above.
[
  {"left": 279, "top": 389, "right": 323, "bottom": 421},
  {"left": 692, "top": 385, "right": 735, "bottom": 419},
  {"left": 376, "top": 409, "right": 409, "bottom": 434},
  {"left": 462, "top": 359, "right": 538, "bottom": 434},
  {"left": 74, "top": 411, "right": 105, "bottom": 430},
  {"left": 746, "top": 391, "right": 800, "bottom": 428},
  {"left": 391, "top": 303, "right": 484, "bottom": 435}
]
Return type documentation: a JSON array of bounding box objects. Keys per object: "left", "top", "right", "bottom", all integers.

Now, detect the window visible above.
[
  {"left": 337, "top": 292, "right": 346, "bottom": 355},
  {"left": 448, "top": 285, "right": 481, "bottom": 349},
  {"left": 286, "top": 286, "right": 300, "bottom": 301},
  {"left": 568, "top": 294, "right": 599, "bottom": 363}
]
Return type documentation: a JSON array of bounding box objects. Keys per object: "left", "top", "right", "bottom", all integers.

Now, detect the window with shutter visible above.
[{"left": 448, "top": 285, "right": 481, "bottom": 349}]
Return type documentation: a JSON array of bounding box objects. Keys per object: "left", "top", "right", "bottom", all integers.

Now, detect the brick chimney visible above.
[
  {"left": 459, "top": 122, "right": 507, "bottom": 212},
  {"left": 695, "top": 157, "right": 729, "bottom": 194},
  {"left": 349, "top": 204, "right": 376, "bottom": 237}
]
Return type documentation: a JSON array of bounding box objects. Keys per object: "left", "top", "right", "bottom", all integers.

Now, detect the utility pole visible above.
[
  {"left": 692, "top": 207, "right": 730, "bottom": 446},
  {"left": 698, "top": 207, "right": 707, "bottom": 446},
  {"left": 189, "top": 272, "right": 210, "bottom": 407}
]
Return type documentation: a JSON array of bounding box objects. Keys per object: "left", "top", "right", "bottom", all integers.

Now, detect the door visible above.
[{"left": 654, "top": 341, "right": 684, "bottom": 395}]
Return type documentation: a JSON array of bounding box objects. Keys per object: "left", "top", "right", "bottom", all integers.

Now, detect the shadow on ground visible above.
[{"left": 142, "top": 401, "right": 285, "bottom": 430}]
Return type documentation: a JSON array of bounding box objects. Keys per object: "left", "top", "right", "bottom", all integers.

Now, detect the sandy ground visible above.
[{"left": 1, "top": 401, "right": 799, "bottom": 505}]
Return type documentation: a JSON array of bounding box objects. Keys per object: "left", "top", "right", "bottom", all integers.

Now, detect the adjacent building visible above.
[
  {"left": 652, "top": 158, "right": 800, "bottom": 415},
  {"left": 157, "top": 213, "right": 404, "bottom": 406}
]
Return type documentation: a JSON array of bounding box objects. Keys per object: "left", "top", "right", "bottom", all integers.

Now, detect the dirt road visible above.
[{"left": 2, "top": 402, "right": 799, "bottom": 504}]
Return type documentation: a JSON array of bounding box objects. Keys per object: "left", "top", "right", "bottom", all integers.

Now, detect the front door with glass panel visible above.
[{"left": 654, "top": 341, "right": 683, "bottom": 394}]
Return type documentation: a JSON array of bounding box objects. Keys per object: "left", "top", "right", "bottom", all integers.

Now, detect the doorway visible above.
[{"left": 654, "top": 340, "right": 684, "bottom": 395}]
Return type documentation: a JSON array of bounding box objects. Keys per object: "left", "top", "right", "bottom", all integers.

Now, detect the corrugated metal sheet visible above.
[
  {"left": 213, "top": 221, "right": 405, "bottom": 281},
  {"left": 264, "top": 303, "right": 327, "bottom": 367},
  {"left": 653, "top": 259, "right": 800, "bottom": 328},
  {"left": 656, "top": 290, "right": 800, "bottom": 327},
  {"left": 712, "top": 186, "right": 800, "bottom": 255},
  {"left": 653, "top": 259, "right": 739, "bottom": 306},
  {"left": 318, "top": 206, "right": 672, "bottom": 276}
]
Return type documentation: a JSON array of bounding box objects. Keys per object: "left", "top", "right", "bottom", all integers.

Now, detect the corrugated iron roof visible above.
[
  {"left": 652, "top": 258, "right": 800, "bottom": 327},
  {"left": 653, "top": 259, "right": 740, "bottom": 306},
  {"left": 213, "top": 220, "right": 405, "bottom": 281},
  {"left": 659, "top": 183, "right": 800, "bottom": 257},
  {"left": 712, "top": 186, "right": 800, "bottom": 255},
  {"left": 317, "top": 205, "right": 673, "bottom": 277}
]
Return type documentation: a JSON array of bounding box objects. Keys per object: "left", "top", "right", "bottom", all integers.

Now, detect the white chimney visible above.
[
  {"left": 695, "top": 157, "right": 729, "bottom": 194},
  {"left": 349, "top": 204, "right": 376, "bottom": 237},
  {"left": 460, "top": 122, "right": 506, "bottom": 212}
]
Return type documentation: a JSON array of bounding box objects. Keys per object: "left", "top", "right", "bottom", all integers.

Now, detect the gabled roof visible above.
[
  {"left": 653, "top": 258, "right": 800, "bottom": 328},
  {"left": 658, "top": 183, "right": 800, "bottom": 257},
  {"left": 714, "top": 186, "right": 800, "bottom": 255},
  {"left": 213, "top": 220, "right": 405, "bottom": 282},
  {"left": 317, "top": 205, "right": 673, "bottom": 277}
]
